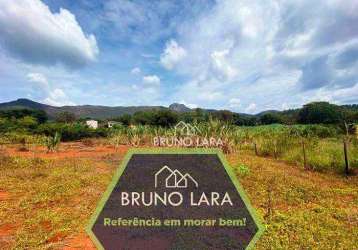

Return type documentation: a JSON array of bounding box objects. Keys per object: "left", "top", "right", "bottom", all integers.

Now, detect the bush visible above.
[
  {"left": 55, "top": 111, "right": 76, "bottom": 123},
  {"left": 236, "top": 164, "right": 250, "bottom": 177},
  {"left": 298, "top": 102, "right": 342, "bottom": 124},
  {"left": 45, "top": 132, "right": 61, "bottom": 152},
  {"left": 35, "top": 123, "right": 109, "bottom": 141},
  {"left": 290, "top": 124, "right": 340, "bottom": 138},
  {"left": 0, "top": 109, "right": 47, "bottom": 123}
]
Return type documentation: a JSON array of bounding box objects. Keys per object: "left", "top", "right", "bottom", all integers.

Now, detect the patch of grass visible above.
[
  {"left": 235, "top": 163, "right": 250, "bottom": 177},
  {"left": 0, "top": 153, "right": 117, "bottom": 249},
  {"left": 228, "top": 153, "right": 358, "bottom": 249},
  {"left": 282, "top": 138, "right": 358, "bottom": 173}
]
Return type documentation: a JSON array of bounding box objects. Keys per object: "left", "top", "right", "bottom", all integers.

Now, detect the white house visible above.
[{"left": 86, "top": 120, "right": 98, "bottom": 129}]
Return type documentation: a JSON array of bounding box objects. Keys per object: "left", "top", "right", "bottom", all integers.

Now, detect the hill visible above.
[
  {"left": 1, "top": 99, "right": 357, "bottom": 124},
  {"left": 0, "top": 99, "right": 166, "bottom": 119}
]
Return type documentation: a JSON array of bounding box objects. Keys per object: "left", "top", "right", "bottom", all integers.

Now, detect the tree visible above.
[
  {"left": 192, "top": 108, "right": 209, "bottom": 123},
  {"left": 233, "top": 114, "right": 257, "bottom": 126},
  {"left": 132, "top": 111, "right": 154, "bottom": 125},
  {"left": 298, "top": 102, "right": 342, "bottom": 124},
  {"left": 152, "top": 110, "right": 178, "bottom": 127},
  {"left": 55, "top": 111, "right": 76, "bottom": 123},
  {"left": 259, "top": 113, "right": 283, "bottom": 125},
  {"left": 342, "top": 109, "right": 358, "bottom": 124},
  {"left": 118, "top": 114, "right": 132, "bottom": 126},
  {"left": 32, "top": 110, "right": 48, "bottom": 123},
  {"left": 178, "top": 112, "right": 195, "bottom": 123},
  {"left": 0, "top": 109, "right": 47, "bottom": 123},
  {"left": 18, "top": 116, "right": 38, "bottom": 128},
  {"left": 212, "top": 110, "right": 234, "bottom": 123}
]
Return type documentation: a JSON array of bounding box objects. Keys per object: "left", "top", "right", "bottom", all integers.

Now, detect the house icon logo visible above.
[
  {"left": 174, "top": 121, "right": 201, "bottom": 136},
  {"left": 155, "top": 165, "right": 198, "bottom": 188}
]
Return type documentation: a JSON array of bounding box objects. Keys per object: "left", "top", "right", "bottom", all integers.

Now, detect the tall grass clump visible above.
[{"left": 45, "top": 132, "right": 61, "bottom": 152}]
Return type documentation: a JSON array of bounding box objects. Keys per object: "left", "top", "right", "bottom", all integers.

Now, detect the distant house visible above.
[
  {"left": 86, "top": 120, "right": 98, "bottom": 129},
  {"left": 107, "top": 121, "right": 121, "bottom": 128}
]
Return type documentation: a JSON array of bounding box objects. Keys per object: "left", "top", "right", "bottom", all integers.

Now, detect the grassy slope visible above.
[{"left": 0, "top": 145, "right": 357, "bottom": 249}]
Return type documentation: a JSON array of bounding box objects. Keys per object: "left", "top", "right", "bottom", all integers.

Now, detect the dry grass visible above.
[
  {"left": 228, "top": 151, "right": 358, "bottom": 249},
  {"left": 0, "top": 143, "right": 357, "bottom": 249}
]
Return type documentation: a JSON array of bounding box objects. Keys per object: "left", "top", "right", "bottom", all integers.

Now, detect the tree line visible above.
[
  {"left": 0, "top": 101, "right": 357, "bottom": 130},
  {"left": 111, "top": 102, "right": 358, "bottom": 129}
]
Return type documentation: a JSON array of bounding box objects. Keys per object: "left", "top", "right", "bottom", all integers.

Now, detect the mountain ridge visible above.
[
  {"left": 0, "top": 98, "right": 256, "bottom": 119},
  {"left": 1, "top": 98, "right": 225, "bottom": 119},
  {"left": 0, "top": 98, "right": 168, "bottom": 119}
]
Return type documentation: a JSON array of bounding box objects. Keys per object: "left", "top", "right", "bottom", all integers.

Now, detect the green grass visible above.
[
  {"left": 2, "top": 123, "right": 356, "bottom": 173},
  {"left": 281, "top": 138, "right": 358, "bottom": 172},
  {"left": 103, "top": 123, "right": 358, "bottom": 173},
  {"left": 228, "top": 152, "right": 358, "bottom": 249}
]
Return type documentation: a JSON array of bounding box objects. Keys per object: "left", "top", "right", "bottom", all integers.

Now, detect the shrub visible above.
[
  {"left": 46, "top": 132, "right": 61, "bottom": 152},
  {"left": 236, "top": 164, "right": 250, "bottom": 177},
  {"left": 35, "top": 123, "right": 109, "bottom": 141}
]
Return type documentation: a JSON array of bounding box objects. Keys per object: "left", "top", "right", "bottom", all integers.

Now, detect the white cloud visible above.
[
  {"left": 49, "top": 88, "right": 66, "bottom": 100},
  {"left": 211, "top": 49, "right": 237, "bottom": 80},
  {"left": 143, "top": 75, "right": 161, "bottom": 86},
  {"left": 228, "top": 98, "right": 241, "bottom": 108},
  {"left": 179, "top": 100, "right": 198, "bottom": 109},
  {"left": 131, "top": 67, "right": 141, "bottom": 75},
  {"left": 168, "top": 0, "right": 358, "bottom": 112},
  {"left": 27, "top": 73, "right": 49, "bottom": 87},
  {"left": 160, "top": 40, "right": 187, "bottom": 70},
  {"left": 0, "top": 0, "right": 99, "bottom": 68},
  {"left": 26, "top": 72, "right": 74, "bottom": 106},
  {"left": 43, "top": 88, "right": 74, "bottom": 106},
  {"left": 198, "top": 91, "right": 223, "bottom": 101},
  {"left": 245, "top": 103, "right": 257, "bottom": 113},
  {"left": 3, "top": 0, "right": 358, "bottom": 111}
]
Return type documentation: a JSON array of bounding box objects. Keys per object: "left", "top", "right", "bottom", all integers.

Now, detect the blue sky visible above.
[{"left": 0, "top": 0, "right": 357, "bottom": 113}]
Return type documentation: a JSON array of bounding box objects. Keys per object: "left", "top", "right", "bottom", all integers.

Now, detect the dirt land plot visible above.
[{"left": 0, "top": 143, "right": 357, "bottom": 249}]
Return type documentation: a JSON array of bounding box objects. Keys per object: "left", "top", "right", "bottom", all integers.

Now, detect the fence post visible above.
[
  {"left": 302, "top": 139, "right": 307, "bottom": 170},
  {"left": 254, "top": 142, "right": 258, "bottom": 156},
  {"left": 343, "top": 138, "right": 349, "bottom": 176}
]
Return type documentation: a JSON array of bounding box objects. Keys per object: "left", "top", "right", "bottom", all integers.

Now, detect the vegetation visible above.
[
  {"left": 0, "top": 109, "right": 47, "bottom": 123},
  {"left": 45, "top": 132, "right": 61, "bottom": 152},
  {"left": 0, "top": 102, "right": 357, "bottom": 173},
  {"left": 55, "top": 111, "right": 77, "bottom": 123},
  {"left": 102, "top": 123, "right": 357, "bottom": 174},
  {"left": 298, "top": 102, "right": 343, "bottom": 124},
  {"left": 36, "top": 123, "right": 107, "bottom": 142}
]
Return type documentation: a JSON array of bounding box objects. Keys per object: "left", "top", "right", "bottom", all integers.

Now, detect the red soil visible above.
[
  {"left": 0, "top": 223, "right": 16, "bottom": 237},
  {"left": 0, "top": 191, "right": 9, "bottom": 201},
  {"left": 62, "top": 233, "right": 96, "bottom": 250},
  {"left": 1, "top": 142, "right": 131, "bottom": 249},
  {"left": 4, "top": 143, "right": 129, "bottom": 159},
  {"left": 0, "top": 223, "right": 17, "bottom": 248}
]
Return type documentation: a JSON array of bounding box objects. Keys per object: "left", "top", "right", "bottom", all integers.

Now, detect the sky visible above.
[{"left": 0, "top": 0, "right": 357, "bottom": 114}]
